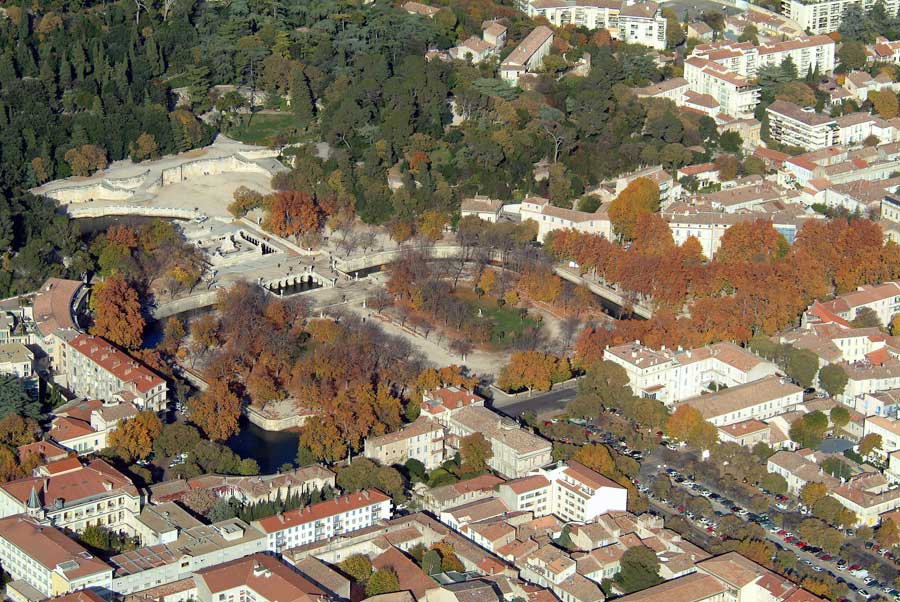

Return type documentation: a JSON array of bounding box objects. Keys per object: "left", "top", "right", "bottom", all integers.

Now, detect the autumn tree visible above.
[
  {"left": 129, "top": 133, "right": 159, "bottom": 162},
  {"left": 572, "top": 444, "right": 616, "bottom": 477},
  {"left": 714, "top": 154, "right": 738, "bottom": 181},
  {"left": 417, "top": 211, "right": 448, "bottom": 241},
  {"left": 870, "top": 89, "right": 900, "bottom": 119},
  {"left": 108, "top": 411, "right": 163, "bottom": 462},
  {"left": 90, "top": 274, "right": 146, "bottom": 351},
  {"left": 876, "top": 518, "right": 900, "bottom": 548},
  {"left": 366, "top": 569, "right": 400, "bottom": 597},
  {"left": 859, "top": 432, "right": 883, "bottom": 456},
  {"left": 716, "top": 219, "right": 787, "bottom": 264},
  {"left": 265, "top": 190, "right": 322, "bottom": 237},
  {"left": 340, "top": 554, "right": 373, "bottom": 584},
  {"left": 665, "top": 405, "right": 718, "bottom": 449},
  {"left": 188, "top": 377, "right": 241, "bottom": 441},
  {"left": 459, "top": 432, "right": 493, "bottom": 474},
  {"left": 800, "top": 481, "right": 828, "bottom": 507},
  {"left": 608, "top": 177, "right": 660, "bottom": 241},
  {"left": 64, "top": 144, "right": 108, "bottom": 176},
  {"left": 497, "top": 351, "right": 571, "bottom": 393},
  {"left": 159, "top": 317, "right": 186, "bottom": 357}
]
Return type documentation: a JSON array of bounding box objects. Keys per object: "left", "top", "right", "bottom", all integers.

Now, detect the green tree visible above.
[
  {"left": 337, "top": 458, "right": 378, "bottom": 492},
  {"left": 422, "top": 549, "right": 442, "bottom": 575},
  {"left": 340, "top": 554, "right": 373, "bottom": 584},
  {"left": 289, "top": 66, "right": 315, "bottom": 126},
  {"left": 459, "top": 432, "right": 493, "bottom": 474},
  {"left": 615, "top": 546, "right": 663, "bottom": 593},
  {"left": 821, "top": 457, "right": 852, "bottom": 480},
  {"left": 662, "top": 8, "right": 685, "bottom": 47},
  {"left": 839, "top": 39, "right": 869, "bottom": 68},
  {"left": 850, "top": 307, "right": 882, "bottom": 328},
  {"left": 0, "top": 376, "right": 39, "bottom": 420},
  {"left": 366, "top": 569, "right": 400, "bottom": 597},
  {"left": 818, "top": 364, "right": 849, "bottom": 398},
  {"left": 760, "top": 472, "right": 788, "bottom": 495},
  {"left": 785, "top": 348, "right": 819, "bottom": 388},
  {"left": 153, "top": 423, "right": 201, "bottom": 458},
  {"left": 830, "top": 406, "right": 850, "bottom": 432}
]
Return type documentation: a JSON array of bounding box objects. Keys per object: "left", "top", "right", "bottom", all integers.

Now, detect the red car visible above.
[
  {"left": 821, "top": 555, "right": 832, "bottom": 561},
  {"left": 849, "top": 564, "right": 862, "bottom": 571},
  {"left": 777, "top": 530, "right": 787, "bottom": 536},
  {"left": 796, "top": 541, "right": 807, "bottom": 547},
  {"left": 785, "top": 536, "right": 796, "bottom": 543}
]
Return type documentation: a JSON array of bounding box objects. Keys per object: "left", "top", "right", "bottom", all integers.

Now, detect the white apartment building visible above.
[
  {"left": 194, "top": 554, "right": 325, "bottom": 602},
  {"left": 0, "top": 515, "right": 113, "bottom": 598},
  {"left": 603, "top": 341, "right": 779, "bottom": 405},
  {"left": 0, "top": 344, "right": 33, "bottom": 380},
  {"left": 863, "top": 416, "right": 900, "bottom": 458},
  {"left": 50, "top": 398, "right": 139, "bottom": 455},
  {"left": 766, "top": 100, "right": 838, "bottom": 150},
  {"left": 0, "top": 458, "right": 141, "bottom": 534},
  {"left": 634, "top": 77, "right": 690, "bottom": 103},
  {"left": 447, "top": 406, "right": 553, "bottom": 478},
  {"left": 684, "top": 56, "right": 760, "bottom": 118},
  {"left": 363, "top": 417, "right": 444, "bottom": 470},
  {"left": 500, "top": 26, "right": 554, "bottom": 84},
  {"left": 676, "top": 375, "right": 804, "bottom": 427},
  {"left": 783, "top": 0, "right": 900, "bottom": 34},
  {"left": 523, "top": 0, "right": 621, "bottom": 29},
  {"left": 767, "top": 450, "right": 840, "bottom": 496},
  {"left": 251, "top": 490, "right": 392, "bottom": 553},
  {"left": 498, "top": 461, "right": 628, "bottom": 523},
  {"left": 65, "top": 334, "right": 167, "bottom": 411},
  {"left": 519, "top": 195, "right": 612, "bottom": 242},
  {"left": 812, "top": 282, "right": 900, "bottom": 327},
  {"left": 691, "top": 35, "right": 835, "bottom": 78},
  {"left": 617, "top": 1, "right": 667, "bottom": 50}
]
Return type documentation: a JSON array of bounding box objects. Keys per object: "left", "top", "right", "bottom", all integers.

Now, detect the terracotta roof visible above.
[
  {"left": 565, "top": 460, "right": 625, "bottom": 491},
  {"left": 616, "top": 572, "right": 724, "bottom": 602},
  {"left": 50, "top": 416, "right": 96, "bottom": 443},
  {"left": 503, "top": 475, "right": 551, "bottom": 494},
  {"left": 461, "top": 197, "right": 503, "bottom": 214},
  {"left": 195, "top": 553, "right": 322, "bottom": 602},
  {"left": 451, "top": 406, "right": 552, "bottom": 456},
  {"left": 17, "top": 440, "right": 69, "bottom": 464},
  {"left": 32, "top": 278, "right": 82, "bottom": 337},
  {"left": 366, "top": 417, "right": 441, "bottom": 448},
  {"left": 402, "top": 1, "right": 441, "bottom": 16},
  {"left": 718, "top": 419, "right": 769, "bottom": 438},
  {"left": 0, "top": 515, "right": 111, "bottom": 579},
  {"left": 620, "top": 1, "right": 659, "bottom": 18},
  {"left": 254, "top": 489, "right": 389, "bottom": 533},
  {"left": 372, "top": 547, "right": 438, "bottom": 599},
  {"left": 68, "top": 334, "right": 165, "bottom": 395},
  {"left": 676, "top": 375, "right": 801, "bottom": 420},
  {"left": 0, "top": 458, "right": 138, "bottom": 509},
  {"left": 425, "top": 386, "right": 482, "bottom": 410}
]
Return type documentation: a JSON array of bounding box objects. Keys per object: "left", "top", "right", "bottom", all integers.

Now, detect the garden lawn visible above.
[
  {"left": 225, "top": 113, "right": 300, "bottom": 146},
  {"left": 454, "top": 289, "right": 540, "bottom": 349}
]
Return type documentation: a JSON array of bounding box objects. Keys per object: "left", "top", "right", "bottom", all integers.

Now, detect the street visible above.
[{"left": 491, "top": 385, "right": 578, "bottom": 418}]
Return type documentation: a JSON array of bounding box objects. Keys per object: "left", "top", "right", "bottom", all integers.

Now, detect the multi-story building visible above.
[
  {"left": 499, "top": 26, "right": 554, "bottom": 84},
  {"left": 251, "top": 490, "right": 392, "bottom": 553},
  {"left": 691, "top": 36, "right": 835, "bottom": 78},
  {"left": 49, "top": 398, "right": 139, "bottom": 455},
  {"left": 447, "top": 406, "right": 552, "bottom": 478},
  {"left": 109, "top": 519, "right": 267, "bottom": 595},
  {"left": 675, "top": 375, "right": 803, "bottom": 427},
  {"left": 811, "top": 281, "right": 900, "bottom": 327},
  {"left": 617, "top": 1, "right": 667, "bottom": 49},
  {"left": 604, "top": 341, "right": 779, "bottom": 405},
  {"left": 542, "top": 461, "right": 628, "bottom": 523},
  {"left": 363, "top": 417, "right": 444, "bottom": 470},
  {"left": 767, "top": 450, "right": 840, "bottom": 495},
  {"left": 0, "top": 515, "right": 113, "bottom": 598},
  {"left": 782, "top": 0, "right": 899, "bottom": 34},
  {"left": 519, "top": 195, "right": 612, "bottom": 242},
  {"left": 65, "top": 334, "right": 167, "bottom": 411},
  {"left": 417, "top": 473, "right": 505, "bottom": 513},
  {"left": 766, "top": 100, "right": 838, "bottom": 150},
  {"left": 684, "top": 56, "right": 760, "bottom": 118},
  {"left": 523, "top": 0, "right": 621, "bottom": 29},
  {"left": 863, "top": 416, "right": 900, "bottom": 457},
  {"left": 0, "top": 344, "right": 34, "bottom": 380},
  {"left": 194, "top": 553, "right": 327, "bottom": 602},
  {"left": 497, "top": 475, "right": 552, "bottom": 516},
  {"left": 0, "top": 458, "right": 141, "bottom": 534}
]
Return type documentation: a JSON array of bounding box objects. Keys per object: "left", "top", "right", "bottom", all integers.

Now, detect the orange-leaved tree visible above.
[
  {"left": 90, "top": 273, "right": 146, "bottom": 351},
  {"left": 608, "top": 177, "right": 660, "bottom": 241},
  {"left": 188, "top": 376, "right": 241, "bottom": 441},
  {"left": 266, "top": 190, "right": 321, "bottom": 237},
  {"left": 109, "top": 411, "right": 163, "bottom": 461},
  {"left": 497, "top": 351, "right": 571, "bottom": 393}
]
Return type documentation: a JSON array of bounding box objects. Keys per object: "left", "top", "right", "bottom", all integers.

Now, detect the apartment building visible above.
[
  {"left": 0, "top": 344, "right": 33, "bottom": 381},
  {"left": 863, "top": 416, "right": 900, "bottom": 457},
  {"left": 49, "top": 398, "right": 139, "bottom": 455},
  {"left": 523, "top": 0, "right": 621, "bottom": 29},
  {"left": 0, "top": 515, "right": 113, "bottom": 598},
  {"left": 110, "top": 519, "right": 267, "bottom": 595},
  {"left": 65, "top": 334, "right": 167, "bottom": 411},
  {"left": 782, "top": 0, "right": 899, "bottom": 34},
  {"left": 363, "top": 417, "right": 444, "bottom": 470},
  {"left": 675, "top": 375, "right": 804, "bottom": 427},
  {"left": 766, "top": 100, "right": 838, "bottom": 150},
  {"left": 634, "top": 77, "right": 690, "bottom": 103},
  {"left": 604, "top": 341, "right": 779, "bottom": 405},
  {"left": 519, "top": 195, "right": 612, "bottom": 242},
  {"left": 0, "top": 458, "right": 141, "bottom": 534},
  {"left": 542, "top": 461, "right": 628, "bottom": 523},
  {"left": 447, "top": 406, "right": 552, "bottom": 478},
  {"left": 767, "top": 450, "right": 840, "bottom": 495},
  {"left": 194, "top": 554, "right": 326, "bottom": 602},
  {"left": 418, "top": 473, "right": 506, "bottom": 513},
  {"left": 844, "top": 70, "right": 900, "bottom": 102},
  {"left": 684, "top": 56, "right": 760, "bottom": 118},
  {"left": 617, "top": 1, "right": 667, "bottom": 49},
  {"left": 499, "top": 26, "right": 554, "bottom": 84},
  {"left": 251, "top": 490, "right": 392, "bottom": 553},
  {"left": 812, "top": 282, "right": 900, "bottom": 328},
  {"left": 691, "top": 35, "right": 835, "bottom": 78}
]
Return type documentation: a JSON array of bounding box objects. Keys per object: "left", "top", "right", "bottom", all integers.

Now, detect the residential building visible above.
[
  {"left": 110, "top": 519, "right": 267, "bottom": 595},
  {"left": 783, "top": 0, "right": 900, "bottom": 34},
  {"left": 49, "top": 398, "right": 139, "bottom": 455},
  {"left": 16, "top": 441, "right": 69, "bottom": 466},
  {"left": 363, "top": 417, "right": 444, "bottom": 470},
  {"left": 420, "top": 386, "right": 485, "bottom": 428},
  {"left": 634, "top": 77, "right": 690, "bottom": 104},
  {"left": 193, "top": 553, "right": 327, "bottom": 602},
  {"left": 767, "top": 449, "right": 840, "bottom": 495},
  {"left": 64, "top": 335, "right": 167, "bottom": 411},
  {"left": 31, "top": 278, "right": 85, "bottom": 370},
  {"left": 482, "top": 21, "right": 508, "bottom": 48},
  {"left": 497, "top": 476, "right": 552, "bottom": 517},
  {"left": 290, "top": 556, "right": 350, "bottom": 601},
  {"left": 811, "top": 281, "right": 900, "bottom": 327},
  {"left": 251, "top": 489, "right": 392, "bottom": 553},
  {"left": 697, "top": 553, "right": 824, "bottom": 602},
  {"left": 417, "top": 474, "right": 505, "bottom": 513},
  {"left": 403, "top": 1, "right": 441, "bottom": 17},
  {"left": 522, "top": 0, "right": 621, "bottom": 29},
  {"left": 864, "top": 416, "right": 900, "bottom": 457},
  {"left": 0, "top": 344, "right": 34, "bottom": 380},
  {"left": 717, "top": 419, "right": 771, "bottom": 447},
  {"left": 615, "top": 571, "right": 725, "bottom": 602},
  {"left": 766, "top": 100, "right": 838, "bottom": 150},
  {"left": 830, "top": 476, "right": 900, "bottom": 526},
  {"left": 499, "top": 26, "right": 554, "bottom": 84},
  {"left": 675, "top": 375, "right": 803, "bottom": 427},
  {"left": 687, "top": 21, "right": 714, "bottom": 40},
  {"left": 0, "top": 515, "right": 113, "bottom": 598},
  {"left": 541, "top": 461, "right": 628, "bottom": 523},
  {"left": 870, "top": 38, "right": 900, "bottom": 64},
  {"left": 450, "top": 36, "right": 495, "bottom": 63},
  {"left": 617, "top": 2, "right": 667, "bottom": 50},
  {"left": 604, "top": 340, "right": 779, "bottom": 405},
  {"left": 691, "top": 36, "right": 835, "bottom": 78},
  {"left": 519, "top": 195, "right": 612, "bottom": 242},
  {"left": 519, "top": 544, "right": 604, "bottom": 602},
  {"left": 447, "top": 406, "right": 552, "bottom": 478},
  {"left": 132, "top": 502, "right": 204, "bottom": 546},
  {"left": 844, "top": 70, "right": 900, "bottom": 102},
  {"left": 460, "top": 197, "right": 504, "bottom": 222},
  {"left": 684, "top": 56, "right": 760, "bottom": 118},
  {"left": 0, "top": 458, "right": 141, "bottom": 534}
]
